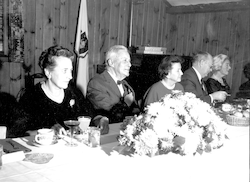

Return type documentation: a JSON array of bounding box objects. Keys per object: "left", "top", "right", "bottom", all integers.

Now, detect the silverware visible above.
[{"left": 7, "top": 140, "right": 19, "bottom": 149}]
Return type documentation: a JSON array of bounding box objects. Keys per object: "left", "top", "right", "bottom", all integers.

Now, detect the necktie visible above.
[
  {"left": 201, "top": 79, "right": 207, "bottom": 93},
  {"left": 117, "top": 80, "right": 122, "bottom": 85}
]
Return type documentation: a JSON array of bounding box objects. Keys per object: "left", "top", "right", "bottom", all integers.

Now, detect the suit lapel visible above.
[
  {"left": 190, "top": 68, "right": 207, "bottom": 94},
  {"left": 102, "top": 71, "right": 122, "bottom": 97}
]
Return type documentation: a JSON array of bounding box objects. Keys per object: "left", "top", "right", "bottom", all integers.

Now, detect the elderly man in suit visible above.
[
  {"left": 180, "top": 51, "right": 228, "bottom": 105},
  {"left": 87, "top": 45, "right": 140, "bottom": 127}
]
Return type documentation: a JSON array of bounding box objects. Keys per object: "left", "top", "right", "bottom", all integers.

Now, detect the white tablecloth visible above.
[{"left": 0, "top": 124, "right": 249, "bottom": 182}]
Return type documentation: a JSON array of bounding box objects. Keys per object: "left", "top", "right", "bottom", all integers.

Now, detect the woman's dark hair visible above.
[
  {"left": 158, "top": 55, "right": 183, "bottom": 79},
  {"left": 243, "top": 62, "right": 250, "bottom": 79},
  {"left": 38, "top": 45, "right": 74, "bottom": 75}
]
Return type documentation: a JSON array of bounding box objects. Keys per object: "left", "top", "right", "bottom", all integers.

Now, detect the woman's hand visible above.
[{"left": 51, "top": 123, "right": 67, "bottom": 135}]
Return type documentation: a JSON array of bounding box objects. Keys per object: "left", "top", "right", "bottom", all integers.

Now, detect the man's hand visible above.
[
  {"left": 51, "top": 123, "right": 67, "bottom": 135},
  {"left": 211, "top": 91, "right": 228, "bottom": 102}
]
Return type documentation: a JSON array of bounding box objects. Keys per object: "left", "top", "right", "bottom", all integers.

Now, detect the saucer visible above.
[{"left": 32, "top": 139, "right": 58, "bottom": 147}]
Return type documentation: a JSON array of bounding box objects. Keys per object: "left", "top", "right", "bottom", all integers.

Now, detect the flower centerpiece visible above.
[{"left": 118, "top": 91, "right": 228, "bottom": 156}]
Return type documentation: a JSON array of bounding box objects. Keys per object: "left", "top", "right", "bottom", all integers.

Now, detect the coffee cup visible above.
[
  {"left": 78, "top": 116, "right": 91, "bottom": 131},
  {"left": 35, "top": 128, "right": 55, "bottom": 145}
]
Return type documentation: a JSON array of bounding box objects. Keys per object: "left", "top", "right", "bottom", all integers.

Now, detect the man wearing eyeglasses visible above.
[{"left": 180, "top": 51, "right": 228, "bottom": 105}]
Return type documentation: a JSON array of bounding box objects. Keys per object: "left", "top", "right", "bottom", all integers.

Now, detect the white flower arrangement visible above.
[
  {"left": 118, "top": 91, "right": 228, "bottom": 156},
  {"left": 69, "top": 99, "right": 75, "bottom": 108}
]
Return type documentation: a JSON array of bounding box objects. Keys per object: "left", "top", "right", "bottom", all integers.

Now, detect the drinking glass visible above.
[{"left": 64, "top": 120, "right": 80, "bottom": 147}]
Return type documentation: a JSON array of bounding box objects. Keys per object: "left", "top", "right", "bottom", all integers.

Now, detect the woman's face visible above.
[
  {"left": 220, "top": 59, "right": 231, "bottom": 76},
  {"left": 167, "top": 62, "right": 183, "bottom": 83},
  {"left": 48, "top": 56, "right": 73, "bottom": 89}
]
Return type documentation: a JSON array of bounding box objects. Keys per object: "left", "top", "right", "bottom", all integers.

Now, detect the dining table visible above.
[{"left": 0, "top": 122, "right": 249, "bottom": 182}]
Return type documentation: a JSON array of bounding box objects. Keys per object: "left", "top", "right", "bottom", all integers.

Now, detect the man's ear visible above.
[
  {"left": 199, "top": 59, "right": 206, "bottom": 67},
  {"left": 107, "top": 59, "right": 114, "bottom": 67}
]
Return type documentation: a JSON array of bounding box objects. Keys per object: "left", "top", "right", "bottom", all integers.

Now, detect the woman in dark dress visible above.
[
  {"left": 205, "top": 54, "right": 231, "bottom": 106},
  {"left": 236, "top": 63, "right": 250, "bottom": 98},
  {"left": 19, "top": 45, "right": 92, "bottom": 135}
]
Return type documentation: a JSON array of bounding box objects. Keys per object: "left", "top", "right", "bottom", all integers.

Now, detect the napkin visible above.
[
  {"left": 0, "top": 139, "right": 32, "bottom": 153},
  {"left": 2, "top": 151, "right": 25, "bottom": 164}
]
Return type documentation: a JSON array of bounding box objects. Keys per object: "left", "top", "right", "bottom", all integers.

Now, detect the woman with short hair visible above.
[
  {"left": 19, "top": 45, "right": 92, "bottom": 135},
  {"left": 142, "top": 55, "right": 184, "bottom": 109},
  {"left": 205, "top": 54, "right": 231, "bottom": 95}
]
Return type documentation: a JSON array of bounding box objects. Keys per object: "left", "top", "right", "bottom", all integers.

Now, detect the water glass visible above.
[{"left": 88, "top": 127, "right": 100, "bottom": 147}]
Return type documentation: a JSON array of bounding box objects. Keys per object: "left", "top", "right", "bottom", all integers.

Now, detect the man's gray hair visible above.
[{"left": 105, "top": 45, "right": 129, "bottom": 65}]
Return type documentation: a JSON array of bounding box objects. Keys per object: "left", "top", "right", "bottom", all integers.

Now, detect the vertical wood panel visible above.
[
  {"left": 23, "top": 0, "right": 36, "bottom": 75},
  {"left": 118, "top": 0, "right": 129, "bottom": 45},
  {"left": 59, "top": 0, "right": 68, "bottom": 47},
  {"left": 100, "top": 0, "right": 111, "bottom": 58},
  {"left": 226, "top": 11, "right": 235, "bottom": 88},
  {"left": 87, "top": 0, "right": 95, "bottom": 77},
  {"left": 151, "top": 0, "right": 161, "bottom": 46},
  {"left": 231, "top": 11, "right": 248, "bottom": 98},
  {"left": 194, "top": 13, "right": 205, "bottom": 53},
  {"left": 53, "top": 0, "right": 61, "bottom": 46},
  {"left": 182, "top": 14, "right": 190, "bottom": 55},
  {"left": 43, "top": 0, "right": 54, "bottom": 49},
  {"left": 187, "top": 13, "right": 196, "bottom": 55},
  {"left": 91, "top": 0, "right": 101, "bottom": 68},
  {"left": 176, "top": 14, "right": 184, "bottom": 55},
  {"left": 141, "top": 0, "right": 149, "bottom": 46},
  {"left": 202, "top": 13, "right": 210, "bottom": 52},
  {"left": 0, "top": 60, "right": 10, "bottom": 93},
  {"left": 67, "top": 0, "right": 79, "bottom": 50},
  {"left": 241, "top": 10, "right": 250, "bottom": 85},
  {"left": 34, "top": 0, "right": 44, "bottom": 74},
  {"left": 157, "top": 1, "right": 164, "bottom": 47},
  {"left": 109, "top": 0, "right": 119, "bottom": 46},
  {"left": 133, "top": 1, "right": 144, "bottom": 46},
  {"left": 216, "top": 12, "right": 229, "bottom": 54},
  {"left": 147, "top": 0, "right": 156, "bottom": 46}
]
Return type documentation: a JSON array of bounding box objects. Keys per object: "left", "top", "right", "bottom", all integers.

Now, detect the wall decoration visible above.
[{"left": 8, "top": 0, "right": 24, "bottom": 62}]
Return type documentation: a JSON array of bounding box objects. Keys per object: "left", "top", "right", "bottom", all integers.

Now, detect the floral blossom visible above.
[
  {"left": 118, "top": 90, "right": 228, "bottom": 156},
  {"left": 69, "top": 99, "right": 75, "bottom": 108}
]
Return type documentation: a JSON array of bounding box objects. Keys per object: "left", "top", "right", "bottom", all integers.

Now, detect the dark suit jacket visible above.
[
  {"left": 87, "top": 70, "right": 140, "bottom": 124},
  {"left": 180, "top": 67, "right": 212, "bottom": 104}
]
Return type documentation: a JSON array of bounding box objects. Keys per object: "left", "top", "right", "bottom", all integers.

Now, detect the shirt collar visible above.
[
  {"left": 192, "top": 66, "right": 202, "bottom": 83},
  {"left": 107, "top": 71, "right": 119, "bottom": 84}
]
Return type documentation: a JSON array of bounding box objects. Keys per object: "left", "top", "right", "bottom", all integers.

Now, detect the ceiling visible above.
[{"left": 166, "top": 0, "right": 243, "bottom": 6}]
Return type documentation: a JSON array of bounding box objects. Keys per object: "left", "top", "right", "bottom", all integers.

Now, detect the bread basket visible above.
[{"left": 226, "top": 115, "right": 249, "bottom": 126}]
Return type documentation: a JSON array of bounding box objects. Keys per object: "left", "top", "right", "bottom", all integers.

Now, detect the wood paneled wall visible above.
[
  {"left": 130, "top": 0, "right": 250, "bottom": 98},
  {"left": 0, "top": 0, "right": 249, "bottom": 99}
]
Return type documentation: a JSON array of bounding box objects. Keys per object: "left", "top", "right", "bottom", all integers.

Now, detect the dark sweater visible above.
[{"left": 19, "top": 82, "right": 93, "bottom": 131}]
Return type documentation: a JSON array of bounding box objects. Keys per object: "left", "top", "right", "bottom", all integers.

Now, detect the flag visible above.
[{"left": 75, "top": 0, "right": 89, "bottom": 96}]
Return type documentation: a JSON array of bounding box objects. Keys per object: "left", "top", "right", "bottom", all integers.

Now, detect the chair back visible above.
[{"left": 0, "top": 126, "right": 7, "bottom": 139}]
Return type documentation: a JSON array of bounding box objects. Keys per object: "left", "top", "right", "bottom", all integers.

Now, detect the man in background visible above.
[{"left": 180, "top": 51, "right": 228, "bottom": 105}]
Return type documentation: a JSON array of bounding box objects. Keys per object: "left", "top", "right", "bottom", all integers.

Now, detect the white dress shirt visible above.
[{"left": 192, "top": 67, "right": 213, "bottom": 103}]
